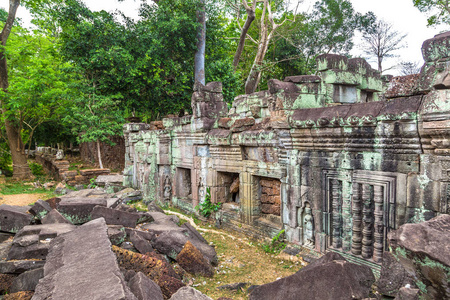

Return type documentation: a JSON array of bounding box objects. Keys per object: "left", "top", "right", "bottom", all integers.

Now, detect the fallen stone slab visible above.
[
  {"left": 33, "top": 218, "right": 137, "bottom": 300},
  {"left": 91, "top": 206, "right": 153, "bottom": 228},
  {"left": 128, "top": 272, "right": 164, "bottom": 300},
  {"left": 112, "top": 246, "right": 184, "bottom": 299},
  {"left": 108, "top": 225, "right": 127, "bottom": 246},
  {"left": 388, "top": 214, "right": 450, "bottom": 300},
  {"left": 153, "top": 230, "right": 218, "bottom": 266},
  {"left": 249, "top": 252, "right": 375, "bottom": 300},
  {"left": 41, "top": 209, "right": 73, "bottom": 225},
  {"left": 147, "top": 202, "right": 165, "bottom": 214},
  {"left": 376, "top": 252, "right": 416, "bottom": 297},
  {"left": 169, "top": 286, "right": 212, "bottom": 300},
  {"left": 96, "top": 174, "right": 124, "bottom": 187},
  {"left": 57, "top": 197, "right": 108, "bottom": 224},
  {"left": 0, "top": 205, "right": 33, "bottom": 233},
  {"left": 129, "top": 230, "right": 153, "bottom": 254},
  {"left": 140, "top": 212, "right": 185, "bottom": 235},
  {"left": 0, "top": 260, "right": 45, "bottom": 274},
  {"left": 28, "top": 200, "right": 52, "bottom": 220},
  {"left": 10, "top": 267, "right": 44, "bottom": 293},
  {"left": 7, "top": 223, "right": 76, "bottom": 261}
]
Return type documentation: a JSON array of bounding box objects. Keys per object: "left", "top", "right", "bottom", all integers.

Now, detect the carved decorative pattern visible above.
[
  {"left": 351, "top": 183, "right": 362, "bottom": 255},
  {"left": 373, "top": 185, "right": 384, "bottom": 262},
  {"left": 361, "top": 184, "right": 373, "bottom": 259},
  {"left": 331, "top": 179, "right": 342, "bottom": 249},
  {"left": 342, "top": 181, "right": 352, "bottom": 252}
]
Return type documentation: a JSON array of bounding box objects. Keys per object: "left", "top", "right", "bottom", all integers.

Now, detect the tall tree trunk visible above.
[
  {"left": 0, "top": 0, "right": 32, "bottom": 179},
  {"left": 96, "top": 140, "right": 103, "bottom": 169},
  {"left": 233, "top": 0, "right": 257, "bottom": 69},
  {"left": 194, "top": 0, "right": 206, "bottom": 87}
]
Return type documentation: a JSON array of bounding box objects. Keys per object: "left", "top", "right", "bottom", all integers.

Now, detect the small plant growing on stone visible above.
[
  {"left": 195, "top": 187, "right": 221, "bottom": 218},
  {"left": 261, "top": 229, "right": 286, "bottom": 254}
]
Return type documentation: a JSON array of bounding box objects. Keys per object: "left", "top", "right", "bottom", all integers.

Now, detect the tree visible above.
[
  {"left": 398, "top": 61, "right": 422, "bottom": 75},
  {"left": 194, "top": 0, "right": 206, "bottom": 87},
  {"left": 413, "top": 0, "right": 450, "bottom": 26},
  {"left": 0, "top": 0, "right": 32, "bottom": 179},
  {"left": 244, "top": 0, "right": 299, "bottom": 94},
  {"left": 361, "top": 20, "right": 407, "bottom": 73}
]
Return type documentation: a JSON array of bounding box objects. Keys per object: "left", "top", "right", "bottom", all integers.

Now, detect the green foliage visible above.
[
  {"left": 195, "top": 187, "right": 222, "bottom": 218},
  {"left": 29, "top": 162, "right": 44, "bottom": 176},
  {"left": 0, "top": 181, "right": 49, "bottom": 195},
  {"left": 261, "top": 229, "right": 286, "bottom": 254},
  {"left": 413, "top": 0, "right": 450, "bottom": 26}
]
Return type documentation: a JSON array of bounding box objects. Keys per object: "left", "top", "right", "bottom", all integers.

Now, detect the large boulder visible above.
[
  {"left": 388, "top": 214, "right": 450, "bottom": 300},
  {"left": 249, "top": 252, "right": 375, "bottom": 300},
  {"left": 0, "top": 205, "right": 33, "bottom": 233},
  {"left": 33, "top": 218, "right": 137, "bottom": 300}
]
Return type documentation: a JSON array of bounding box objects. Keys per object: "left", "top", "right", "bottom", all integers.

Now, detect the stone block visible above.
[
  {"left": 129, "top": 230, "right": 153, "bottom": 254},
  {"left": 91, "top": 206, "right": 153, "bottom": 228},
  {"left": 0, "top": 205, "right": 33, "bottom": 233},
  {"left": 176, "top": 241, "right": 213, "bottom": 277},
  {"left": 28, "top": 200, "right": 52, "bottom": 220},
  {"left": 57, "top": 197, "right": 108, "bottom": 224},
  {"left": 0, "top": 260, "right": 45, "bottom": 274},
  {"left": 128, "top": 272, "right": 164, "bottom": 300},
  {"left": 10, "top": 268, "right": 44, "bottom": 293},
  {"left": 41, "top": 209, "right": 72, "bottom": 225},
  {"left": 108, "top": 225, "right": 127, "bottom": 246},
  {"left": 422, "top": 31, "right": 450, "bottom": 62}
]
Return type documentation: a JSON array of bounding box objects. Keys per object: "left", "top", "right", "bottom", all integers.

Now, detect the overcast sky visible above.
[{"left": 1, "top": 0, "right": 449, "bottom": 75}]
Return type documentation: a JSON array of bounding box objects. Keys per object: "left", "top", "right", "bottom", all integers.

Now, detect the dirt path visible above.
[{"left": 0, "top": 193, "right": 47, "bottom": 206}]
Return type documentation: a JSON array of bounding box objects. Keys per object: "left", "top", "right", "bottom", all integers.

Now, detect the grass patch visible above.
[
  {"left": 188, "top": 229, "right": 302, "bottom": 300},
  {"left": 0, "top": 181, "right": 52, "bottom": 195},
  {"left": 128, "top": 200, "right": 148, "bottom": 212}
]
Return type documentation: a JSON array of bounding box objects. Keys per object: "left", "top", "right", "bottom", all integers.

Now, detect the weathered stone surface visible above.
[
  {"left": 112, "top": 246, "right": 184, "bottom": 299},
  {"left": 91, "top": 206, "right": 153, "bottom": 228},
  {"left": 7, "top": 223, "right": 76, "bottom": 260},
  {"left": 0, "top": 205, "right": 33, "bottom": 233},
  {"left": 0, "top": 260, "right": 45, "bottom": 274},
  {"left": 385, "top": 75, "right": 420, "bottom": 98},
  {"left": 141, "top": 212, "right": 183, "bottom": 234},
  {"left": 129, "top": 230, "right": 153, "bottom": 254},
  {"left": 395, "top": 287, "right": 420, "bottom": 300},
  {"left": 128, "top": 272, "right": 164, "bottom": 300},
  {"left": 10, "top": 267, "right": 44, "bottom": 293},
  {"left": 41, "top": 209, "right": 73, "bottom": 225},
  {"left": 376, "top": 252, "right": 416, "bottom": 297},
  {"left": 57, "top": 196, "right": 108, "bottom": 224},
  {"left": 389, "top": 214, "right": 450, "bottom": 266},
  {"left": 176, "top": 241, "right": 213, "bottom": 277},
  {"left": 108, "top": 225, "right": 127, "bottom": 246},
  {"left": 95, "top": 174, "right": 124, "bottom": 187},
  {"left": 44, "top": 197, "right": 61, "bottom": 210},
  {"left": 388, "top": 215, "right": 450, "bottom": 300},
  {"left": 153, "top": 230, "right": 217, "bottom": 266},
  {"left": 33, "top": 218, "right": 137, "bottom": 300},
  {"left": 249, "top": 252, "right": 375, "bottom": 300},
  {"left": 147, "top": 202, "right": 165, "bottom": 214},
  {"left": 168, "top": 286, "right": 212, "bottom": 300},
  {"left": 422, "top": 31, "right": 450, "bottom": 62},
  {"left": 28, "top": 200, "right": 52, "bottom": 220},
  {"left": 180, "top": 223, "right": 208, "bottom": 245}
]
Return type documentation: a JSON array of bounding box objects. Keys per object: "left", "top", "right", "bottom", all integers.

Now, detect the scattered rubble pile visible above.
[
  {"left": 0, "top": 174, "right": 449, "bottom": 299},
  {"left": 0, "top": 179, "right": 217, "bottom": 299}
]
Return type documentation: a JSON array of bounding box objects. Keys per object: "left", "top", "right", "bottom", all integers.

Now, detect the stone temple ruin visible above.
[{"left": 123, "top": 32, "right": 450, "bottom": 268}]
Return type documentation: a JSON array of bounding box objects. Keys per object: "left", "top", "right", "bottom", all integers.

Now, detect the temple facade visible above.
[{"left": 123, "top": 32, "right": 450, "bottom": 266}]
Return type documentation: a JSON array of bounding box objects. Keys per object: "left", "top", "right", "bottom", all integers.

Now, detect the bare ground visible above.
[{"left": 0, "top": 193, "right": 47, "bottom": 206}]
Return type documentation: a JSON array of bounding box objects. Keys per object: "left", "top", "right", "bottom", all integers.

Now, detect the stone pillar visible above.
[
  {"left": 373, "top": 185, "right": 384, "bottom": 262},
  {"left": 341, "top": 181, "right": 352, "bottom": 252},
  {"left": 351, "top": 183, "right": 363, "bottom": 255},
  {"left": 240, "top": 172, "right": 256, "bottom": 224},
  {"left": 362, "top": 184, "right": 374, "bottom": 259},
  {"left": 331, "top": 179, "right": 342, "bottom": 249}
]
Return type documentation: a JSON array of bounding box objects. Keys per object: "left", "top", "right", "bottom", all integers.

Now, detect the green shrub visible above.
[
  {"left": 261, "top": 229, "right": 286, "bottom": 254},
  {"left": 29, "top": 162, "right": 44, "bottom": 176},
  {"left": 195, "top": 187, "right": 221, "bottom": 218}
]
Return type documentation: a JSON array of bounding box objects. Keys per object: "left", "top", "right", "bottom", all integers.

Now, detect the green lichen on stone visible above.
[
  {"left": 361, "top": 152, "right": 381, "bottom": 170},
  {"left": 415, "top": 280, "right": 428, "bottom": 294},
  {"left": 61, "top": 213, "right": 91, "bottom": 225}
]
